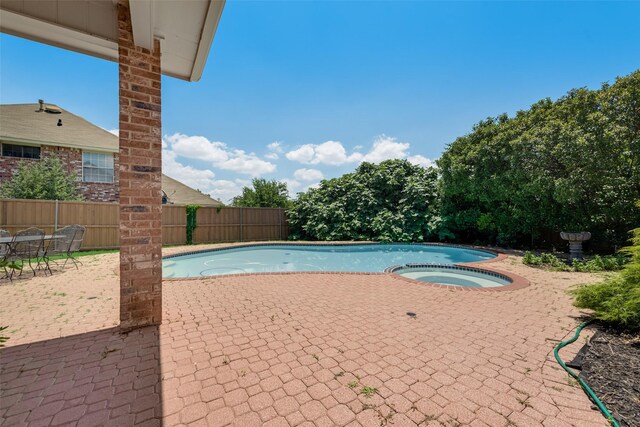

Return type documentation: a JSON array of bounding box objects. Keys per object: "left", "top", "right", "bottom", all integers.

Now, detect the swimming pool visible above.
[
  {"left": 162, "top": 243, "right": 496, "bottom": 278},
  {"left": 387, "top": 264, "right": 511, "bottom": 288}
]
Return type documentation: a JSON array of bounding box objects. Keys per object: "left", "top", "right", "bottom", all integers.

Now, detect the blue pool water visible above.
[{"left": 163, "top": 244, "right": 496, "bottom": 278}]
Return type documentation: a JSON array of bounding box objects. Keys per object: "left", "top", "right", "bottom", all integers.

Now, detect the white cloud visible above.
[
  {"left": 165, "top": 133, "right": 229, "bottom": 163},
  {"left": 162, "top": 149, "right": 216, "bottom": 192},
  {"left": 281, "top": 178, "right": 302, "bottom": 197},
  {"left": 267, "top": 142, "right": 284, "bottom": 153},
  {"left": 286, "top": 141, "right": 362, "bottom": 166},
  {"left": 162, "top": 150, "right": 251, "bottom": 203},
  {"left": 206, "top": 180, "right": 245, "bottom": 204},
  {"left": 161, "top": 132, "right": 436, "bottom": 203},
  {"left": 281, "top": 176, "right": 323, "bottom": 198},
  {"left": 361, "top": 136, "right": 409, "bottom": 163},
  {"left": 163, "top": 133, "right": 276, "bottom": 176},
  {"left": 285, "top": 135, "right": 434, "bottom": 169},
  {"left": 407, "top": 154, "right": 435, "bottom": 168},
  {"left": 218, "top": 149, "right": 277, "bottom": 176},
  {"left": 293, "top": 168, "right": 324, "bottom": 181},
  {"left": 265, "top": 141, "right": 284, "bottom": 160},
  {"left": 286, "top": 144, "right": 316, "bottom": 163}
]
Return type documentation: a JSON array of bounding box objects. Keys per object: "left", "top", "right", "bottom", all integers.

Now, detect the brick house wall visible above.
[{"left": 0, "top": 143, "right": 119, "bottom": 202}]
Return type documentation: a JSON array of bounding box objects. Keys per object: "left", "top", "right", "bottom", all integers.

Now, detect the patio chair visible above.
[
  {"left": 9, "top": 227, "right": 45, "bottom": 277},
  {"left": 49, "top": 225, "right": 85, "bottom": 269},
  {"left": 46, "top": 226, "right": 76, "bottom": 269}
]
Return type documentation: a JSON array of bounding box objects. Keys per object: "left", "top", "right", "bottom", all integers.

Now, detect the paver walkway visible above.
[{"left": 0, "top": 246, "right": 607, "bottom": 426}]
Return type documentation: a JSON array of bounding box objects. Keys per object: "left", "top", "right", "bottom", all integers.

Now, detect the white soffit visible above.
[{"left": 0, "top": 0, "right": 225, "bottom": 81}]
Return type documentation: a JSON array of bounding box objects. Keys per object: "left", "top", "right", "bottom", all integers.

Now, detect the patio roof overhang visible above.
[{"left": 0, "top": 0, "right": 225, "bottom": 82}]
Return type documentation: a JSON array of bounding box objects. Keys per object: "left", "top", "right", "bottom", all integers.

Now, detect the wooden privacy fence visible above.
[
  {"left": 0, "top": 199, "right": 289, "bottom": 250},
  {"left": 0, "top": 199, "right": 119, "bottom": 250},
  {"left": 193, "top": 206, "right": 287, "bottom": 244}
]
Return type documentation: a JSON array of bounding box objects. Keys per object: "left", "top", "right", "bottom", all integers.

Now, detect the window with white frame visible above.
[{"left": 82, "top": 152, "right": 114, "bottom": 183}]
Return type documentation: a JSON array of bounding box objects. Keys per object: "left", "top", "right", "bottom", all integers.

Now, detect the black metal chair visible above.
[
  {"left": 64, "top": 225, "right": 86, "bottom": 268},
  {"left": 46, "top": 226, "right": 75, "bottom": 269},
  {"left": 8, "top": 228, "right": 44, "bottom": 278},
  {"left": 47, "top": 225, "right": 85, "bottom": 269}
]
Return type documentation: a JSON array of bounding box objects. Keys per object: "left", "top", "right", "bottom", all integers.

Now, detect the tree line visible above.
[{"left": 287, "top": 70, "right": 639, "bottom": 250}]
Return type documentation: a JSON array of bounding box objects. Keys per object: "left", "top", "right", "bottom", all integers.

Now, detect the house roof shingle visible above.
[{"left": 0, "top": 103, "right": 119, "bottom": 152}]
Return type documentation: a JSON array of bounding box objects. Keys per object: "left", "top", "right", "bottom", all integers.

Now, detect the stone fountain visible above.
[{"left": 560, "top": 231, "right": 591, "bottom": 260}]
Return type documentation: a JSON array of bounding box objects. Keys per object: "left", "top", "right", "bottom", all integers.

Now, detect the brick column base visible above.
[{"left": 118, "top": 0, "right": 162, "bottom": 330}]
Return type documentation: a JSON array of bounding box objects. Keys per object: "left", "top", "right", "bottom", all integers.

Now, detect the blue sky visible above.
[{"left": 1, "top": 1, "right": 639, "bottom": 202}]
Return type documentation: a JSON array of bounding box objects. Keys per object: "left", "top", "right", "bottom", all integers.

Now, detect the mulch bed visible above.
[{"left": 579, "top": 326, "right": 640, "bottom": 427}]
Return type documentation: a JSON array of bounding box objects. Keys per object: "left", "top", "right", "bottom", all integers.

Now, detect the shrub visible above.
[
  {"left": 522, "top": 251, "right": 570, "bottom": 271},
  {"left": 523, "top": 251, "right": 627, "bottom": 272},
  {"left": 572, "top": 227, "right": 640, "bottom": 330},
  {"left": 573, "top": 276, "right": 640, "bottom": 330},
  {"left": 0, "top": 157, "right": 82, "bottom": 200},
  {"left": 571, "top": 255, "right": 628, "bottom": 272}
]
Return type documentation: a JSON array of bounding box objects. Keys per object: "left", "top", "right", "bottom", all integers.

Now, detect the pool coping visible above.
[{"left": 162, "top": 242, "right": 526, "bottom": 291}]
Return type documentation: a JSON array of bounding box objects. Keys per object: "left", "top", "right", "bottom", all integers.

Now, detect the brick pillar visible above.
[{"left": 118, "top": 0, "right": 162, "bottom": 330}]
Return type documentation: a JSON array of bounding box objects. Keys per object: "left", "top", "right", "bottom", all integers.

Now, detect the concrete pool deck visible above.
[{"left": 0, "top": 243, "right": 607, "bottom": 426}]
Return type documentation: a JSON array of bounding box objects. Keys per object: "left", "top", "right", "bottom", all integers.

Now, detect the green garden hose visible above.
[{"left": 553, "top": 320, "right": 620, "bottom": 427}]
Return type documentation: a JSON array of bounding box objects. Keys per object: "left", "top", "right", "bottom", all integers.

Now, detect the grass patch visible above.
[
  {"left": 360, "top": 386, "right": 378, "bottom": 397},
  {"left": 48, "top": 249, "right": 118, "bottom": 262},
  {"left": 2, "top": 249, "right": 119, "bottom": 271}
]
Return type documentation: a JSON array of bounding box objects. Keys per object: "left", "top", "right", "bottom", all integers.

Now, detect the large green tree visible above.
[
  {"left": 231, "top": 178, "right": 291, "bottom": 208},
  {"left": 288, "top": 159, "right": 439, "bottom": 242},
  {"left": 0, "top": 157, "right": 82, "bottom": 201},
  {"left": 438, "top": 70, "right": 640, "bottom": 249}
]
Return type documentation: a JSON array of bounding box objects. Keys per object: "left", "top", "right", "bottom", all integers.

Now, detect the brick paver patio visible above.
[{"left": 0, "top": 245, "right": 607, "bottom": 426}]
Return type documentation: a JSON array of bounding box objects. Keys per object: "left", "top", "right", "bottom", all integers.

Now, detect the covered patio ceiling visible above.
[{"left": 0, "top": 0, "right": 225, "bottom": 81}]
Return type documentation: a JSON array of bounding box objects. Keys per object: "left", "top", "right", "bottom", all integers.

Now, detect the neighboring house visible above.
[
  {"left": 161, "top": 175, "right": 222, "bottom": 206},
  {"left": 0, "top": 101, "right": 222, "bottom": 206}
]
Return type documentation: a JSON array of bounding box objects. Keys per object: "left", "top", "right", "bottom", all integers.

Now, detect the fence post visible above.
[
  {"left": 54, "top": 199, "right": 59, "bottom": 231},
  {"left": 240, "top": 207, "right": 243, "bottom": 242},
  {"left": 279, "top": 208, "right": 283, "bottom": 241}
]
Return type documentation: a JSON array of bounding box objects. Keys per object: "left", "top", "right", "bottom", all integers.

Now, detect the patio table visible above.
[
  {"left": 0, "top": 235, "right": 63, "bottom": 244},
  {"left": 1, "top": 235, "right": 65, "bottom": 255}
]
